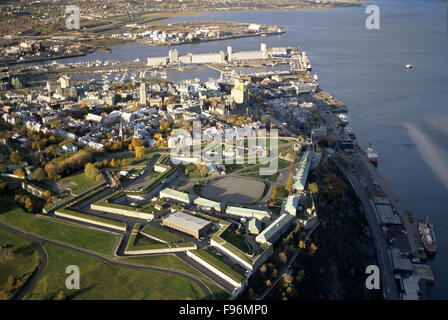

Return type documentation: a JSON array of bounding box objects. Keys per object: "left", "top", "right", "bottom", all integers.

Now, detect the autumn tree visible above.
[
  {"left": 31, "top": 141, "right": 41, "bottom": 151},
  {"left": 278, "top": 251, "right": 288, "bottom": 265},
  {"left": 45, "top": 163, "right": 58, "bottom": 180},
  {"left": 271, "top": 184, "right": 278, "bottom": 199},
  {"left": 32, "top": 168, "right": 45, "bottom": 182},
  {"left": 134, "top": 145, "right": 145, "bottom": 160},
  {"left": 282, "top": 273, "right": 294, "bottom": 286},
  {"left": 84, "top": 163, "right": 99, "bottom": 180},
  {"left": 24, "top": 197, "right": 33, "bottom": 212},
  {"left": 13, "top": 168, "right": 25, "bottom": 178},
  {"left": 10, "top": 152, "right": 22, "bottom": 164},
  {"left": 44, "top": 190, "right": 52, "bottom": 205},
  {"left": 309, "top": 182, "right": 319, "bottom": 194}
]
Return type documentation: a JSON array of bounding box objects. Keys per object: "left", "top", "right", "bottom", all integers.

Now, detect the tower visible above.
[
  {"left": 261, "top": 43, "right": 267, "bottom": 59},
  {"left": 140, "top": 82, "right": 147, "bottom": 105},
  {"left": 227, "top": 46, "right": 233, "bottom": 61},
  {"left": 119, "top": 118, "right": 123, "bottom": 140},
  {"left": 169, "top": 49, "right": 179, "bottom": 64}
]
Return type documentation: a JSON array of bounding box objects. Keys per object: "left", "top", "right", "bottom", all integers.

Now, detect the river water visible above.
[{"left": 29, "top": 0, "right": 448, "bottom": 298}]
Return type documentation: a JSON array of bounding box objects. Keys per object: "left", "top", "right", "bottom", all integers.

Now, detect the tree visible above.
[
  {"left": 10, "top": 152, "right": 22, "bottom": 164},
  {"left": 13, "top": 168, "right": 25, "bottom": 178},
  {"left": 32, "top": 141, "right": 41, "bottom": 151},
  {"left": 45, "top": 163, "right": 58, "bottom": 180},
  {"left": 271, "top": 184, "right": 278, "bottom": 199},
  {"left": 309, "top": 182, "right": 319, "bottom": 194},
  {"left": 285, "top": 176, "right": 294, "bottom": 194},
  {"left": 44, "top": 190, "right": 52, "bottom": 205},
  {"left": 278, "top": 251, "right": 288, "bottom": 265},
  {"left": 32, "top": 168, "right": 45, "bottom": 182},
  {"left": 265, "top": 279, "right": 271, "bottom": 287},
  {"left": 308, "top": 243, "right": 318, "bottom": 256},
  {"left": 110, "top": 158, "right": 116, "bottom": 167},
  {"left": 84, "top": 163, "right": 99, "bottom": 179},
  {"left": 134, "top": 145, "right": 145, "bottom": 160},
  {"left": 24, "top": 197, "right": 33, "bottom": 212},
  {"left": 260, "top": 264, "right": 267, "bottom": 273},
  {"left": 282, "top": 273, "right": 294, "bottom": 286}
]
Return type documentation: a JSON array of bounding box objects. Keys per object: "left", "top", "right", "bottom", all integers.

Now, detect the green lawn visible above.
[
  {"left": 121, "top": 254, "right": 230, "bottom": 300},
  {"left": 0, "top": 196, "right": 118, "bottom": 257},
  {"left": 59, "top": 172, "right": 105, "bottom": 196},
  {"left": 0, "top": 229, "right": 41, "bottom": 300},
  {"left": 25, "top": 244, "right": 205, "bottom": 300},
  {"left": 55, "top": 208, "right": 126, "bottom": 230},
  {"left": 191, "top": 249, "right": 246, "bottom": 283},
  {"left": 220, "top": 224, "right": 251, "bottom": 254},
  {"left": 140, "top": 225, "right": 183, "bottom": 243}
]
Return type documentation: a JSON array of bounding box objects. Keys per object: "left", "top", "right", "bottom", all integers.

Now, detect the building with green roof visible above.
[
  {"left": 255, "top": 214, "right": 294, "bottom": 244},
  {"left": 194, "top": 196, "right": 222, "bottom": 212},
  {"left": 292, "top": 151, "right": 311, "bottom": 193},
  {"left": 226, "top": 206, "right": 270, "bottom": 220},
  {"left": 159, "top": 188, "right": 194, "bottom": 204}
]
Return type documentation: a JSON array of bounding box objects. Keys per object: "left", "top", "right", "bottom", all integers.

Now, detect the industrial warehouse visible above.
[
  {"left": 162, "top": 211, "right": 213, "bottom": 238},
  {"left": 147, "top": 43, "right": 310, "bottom": 68}
]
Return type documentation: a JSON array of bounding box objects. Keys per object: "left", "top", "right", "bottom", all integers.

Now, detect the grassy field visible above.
[
  {"left": 0, "top": 196, "right": 118, "bottom": 257},
  {"left": 55, "top": 208, "right": 127, "bottom": 230},
  {"left": 25, "top": 244, "right": 205, "bottom": 300},
  {"left": 140, "top": 225, "right": 183, "bottom": 243},
  {"left": 220, "top": 224, "right": 251, "bottom": 254},
  {"left": 191, "top": 249, "right": 245, "bottom": 283},
  {"left": 0, "top": 229, "right": 41, "bottom": 300},
  {"left": 121, "top": 254, "right": 230, "bottom": 299},
  {"left": 59, "top": 172, "right": 105, "bottom": 196}
]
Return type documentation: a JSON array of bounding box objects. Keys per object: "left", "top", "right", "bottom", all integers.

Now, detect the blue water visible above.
[{"left": 26, "top": 0, "right": 448, "bottom": 298}]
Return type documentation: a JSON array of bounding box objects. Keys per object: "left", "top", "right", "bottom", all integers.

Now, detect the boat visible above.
[
  {"left": 365, "top": 143, "right": 378, "bottom": 167},
  {"left": 418, "top": 217, "right": 437, "bottom": 256},
  {"left": 406, "top": 63, "right": 413, "bottom": 69}
]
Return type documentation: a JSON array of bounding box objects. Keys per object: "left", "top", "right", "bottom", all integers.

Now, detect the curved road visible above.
[
  {"left": 0, "top": 223, "right": 49, "bottom": 301},
  {"left": 0, "top": 221, "right": 214, "bottom": 300}
]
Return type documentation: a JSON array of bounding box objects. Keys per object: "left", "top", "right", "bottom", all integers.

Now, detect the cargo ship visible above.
[
  {"left": 365, "top": 143, "right": 378, "bottom": 167},
  {"left": 418, "top": 217, "right": 437, "bottom": 256}
]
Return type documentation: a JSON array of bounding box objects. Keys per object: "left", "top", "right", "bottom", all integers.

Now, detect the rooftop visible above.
[{"left": 164, "top": 211, "right": 211, "bottom": 231}]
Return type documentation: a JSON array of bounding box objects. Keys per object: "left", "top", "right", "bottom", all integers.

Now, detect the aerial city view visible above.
[{"left": 0, "top": 0, "right": 447, "bottom": 305}]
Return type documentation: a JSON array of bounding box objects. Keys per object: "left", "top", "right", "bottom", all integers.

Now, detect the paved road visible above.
[
  {"left": 0, "top": 221, "right": 214, "bottom": 300},
  {"left": 334, "top": 158, "right": 399, "bottom": 300}
]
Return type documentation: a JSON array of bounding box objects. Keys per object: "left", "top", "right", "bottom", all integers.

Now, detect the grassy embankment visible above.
[
  {"left": 25, "top": 243, "right": 205, "bottom": 300},
  {"left": 0, "top": 229, "right": 41, "bottom": 300}
]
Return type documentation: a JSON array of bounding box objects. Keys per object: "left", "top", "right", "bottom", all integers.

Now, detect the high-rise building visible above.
[
  {"left": 231, "top": 79, "right": 248, "bottom": 105},
  {"left": 140, "top": 82, "right": 147, "bottom": 105}
]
